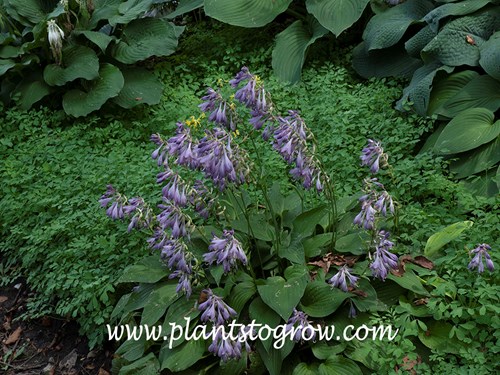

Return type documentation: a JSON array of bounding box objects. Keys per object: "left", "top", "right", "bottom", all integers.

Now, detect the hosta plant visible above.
[
  {"left": 97, "top": 68, "right": 493, "bottom": 374},
  {"left": 352, "top": 0, "right": 500, "bottom": 196},
  {"left": 0, "top": 0, "right": 184, "bottom": 116}
]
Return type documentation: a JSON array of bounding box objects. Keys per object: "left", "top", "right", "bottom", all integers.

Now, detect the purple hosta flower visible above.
[
  {"left": 99, "top": 184, "right": 116, "bottom": 208},
  {"left": 160, "top": 238, "right": 191, "bottom": 272},
  {"left": 370, "top": 231, "right": 399, "bottom": 280},
  {"left": 147, "top": 228, "right": 170, "bottom": 251},
  {"left": 198, "top": 289, "right": 237, "bottom": 326},
  {"left": 190, "top": 180, "right": 214, "bottom": 220},
  {"left": 151, "top": 133, "right": 169, "bottom": 166},
  {"left": 204, "top": 229, "right": 247, "bottom": 273},
  {"left": 285, "top": 309, "right": 316, "bottom": 342},
  {"left": 167, "top": 122, "right": 199, "bottom": 169},
  {"left": 199, "top": 87, "right": 220, "bottom": 113},
  {"left": 360, "top": 139, "right": 388, "bottom": 174},
  {"left": 197, "top": 128, "right": 247, "bottom": 190},
  {"left": 123, "top": 197, "right": 152, "bottom": 232},
  {"left": 354, "top": 178, "right": 394, "bottom": 229},
  {"left": 208, "top": 101, "right": 228, "bottom": 126},
  {"left": 348, "top": 301, "right": 357, "bottom": 319},
  {"left": 99, "top": 185, "right": 125, "bottom": 220},
  {"left": 234, "top": 76, "right": 257, "bottom": 108},
  {"left": 468, "top": 244, "right": 494, "bottom": 273},
  {"left": 157, "top": 199, "right": 192, "bottom": 238},
  {"left": 353, "top": 194, "right": 377, "bottom": 230},
  {"left": 208, "top": 329, "right": 243, "bottom": 362},
  {"left": 229, "top": 67, "right": 253, "bottom": 88},
  {"left": 386, "top": 0, "right": 401, "bottom": 5},
  {"left": 374, "top": 190, "right": 395, "bottom": 216},
  {"left": 158, "top": 168, "right": 188, "bottom": 207},
  {"left": 328, "top": 265, "right": 359, "bottom": 292},
  {"left": 170, "top": 269, "right": 193, "bottom": 297}
]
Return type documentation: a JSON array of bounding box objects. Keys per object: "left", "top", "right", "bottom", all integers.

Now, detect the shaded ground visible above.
[{"left": 0, "top": 281, "right": 113, "bottom": 375}]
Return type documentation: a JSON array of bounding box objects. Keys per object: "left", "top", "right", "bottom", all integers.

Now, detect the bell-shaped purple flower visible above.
[
  {"left": 198, "top": 289, "right": 237, "bottom": 326},
  {"left": 204, "top": 229, "right": 247, "bottom": 273},
  {"left": 468, "top": 243, "right": 494, "bottom": 273},
  {"left": 328, "top": 265, "right": 359, "bottom": 292},
  {"left": 370, "top": 231, "right": 398, "bottom": 280},
  {"left": 360, "top": 139, "right": 387, "bottom": 174},
  {"left": 285, "top": 309, "right": 316, "bottom": 342},
  {"left": 208, "top": 329, "right": 243, "bottom": 362},
  {"left": 199, "top": 87, "right": 220, "bottom": 113}
]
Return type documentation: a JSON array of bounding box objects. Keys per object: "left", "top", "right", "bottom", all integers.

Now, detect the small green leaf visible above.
[{"left": 424, "top": 221, "right": 473, "bottom": 257}]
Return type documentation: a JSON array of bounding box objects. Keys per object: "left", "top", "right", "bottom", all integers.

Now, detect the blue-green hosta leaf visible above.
[
  {"left": 249, "top": 297, "right": 281, "bottom": 352},
  {"left": 119, "top": 353, "right": 160, "bottom": 375},
  {"left": 404, "top": 25, "right": 436, "bottom": 58},
  {"left": 14, "top": 72, "right": 51, "bottom": 109},
  {"left": 439, "top": 75, "right": 500, "bottom": 118},
  {"left": 318, "top": 355, "right": 363, "bottom": 375},
  {"left": 204, "top": 0, "right": 292, "bottom": 28},
  {"left": 112, "top": 18, "right": 183, "bottom": 64},
  {"left": 421, "top": 8, "right": 500, "bottom": 66},
  {"left": 450, "top": 137, "right": 500, "bottom": 178},
  {"left": 63, "top": 63, "right": 124, "bottom": 117},
  {"left": 159, "top": 339, "right": 205, "bottom": 372},
  {"left": 300, "top": 281, "right": 349, "bottom": 317},
  {"left": 352, "top": 41, "right": 422, "bottom": 79},
  {"left": 424, "top": 0, "right": 492, "bottom": 32},
  {"left": 463, "top": 169, "right": 499, "bottom": 197},
  {"left": 335, "top": 232, "right": 370, "bottom": 255},
  {"left": 113, "top": 68, "right": 163, "bottom": 108},
  {"left": 43, "top": 45, "right": 99, "bottom": 86},
  {"left": 109, "top": 0, "right": 154, "bottom": 26},
  {"left": 424, "top": 221, "right": 473, "bottom": 257},
  {"left": 74, "top": 30, "right": 117, "bottom": 53},
  {"left": 363, "top": 0, "right": 435, "bottom": 51},
  {"left": 418, "top": 321, "right": 465, "bottom": 354},
  {"left": 272, "top": 18, "right": 328, "bottom": 83},
  {"left": 434, "top": 108, "right": 500, "bottom": 154},
  {"left": 89, "top": 0, "right": 121, "bottom": 28},
  {"left": 387, "top": 270, "right": 429, "bottom": 296},
  {"left": 141, "top": 281, "right": 179, "bottom": 326},
  {"left": 428, "top": 70, "right": 479, "bottom": 116},
  {"left": 166, "top": 0, "right": 203, "bottom": 19},
  {"left": 395, "top": 61, "right": 454, "bottom": 115},
  {"left": 7, "top": 0, "right": 50, "bottom": 24},
  {"left": 479, "top": 31, "right": 500, "bottom": 81},
  {"left": 0, "top": 59, "right": 16, "bottom": 75},
  {"left": 305, "top": 0, "right": 370, "bottom": 36}
]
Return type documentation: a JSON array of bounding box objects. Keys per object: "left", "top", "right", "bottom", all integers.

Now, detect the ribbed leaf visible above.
[
  {"left": 7, "top": 0, "right": 50, "bottom": 24},
  {"left": 109, "top": 0, "right": 154, "bottom": 26},
  {"left": 249, "top": 298, "right": 281, "bottom": 352},
  {"left": 159, "top": 339, "right": 205, "bottom": 372},
  {"left": 424, "top": 221, "right": 473, "bottom": 257},
  {"left": 62, "top": 63, "right": 124, "bottom": 117},
  {"left": 113, "top": 68, "right": 163, "bottom": 108},
  {"left": 118, "top": 255, "right": 168, "bottom": 283},
  {"left": 43, "top": 45, "right": 99, "bottom": 86},
  {"left": 439, "top": 75, "right": 500, "bottom": 118},
  {"left": 300, "top": 281, "right": 349, "bottom": 317},
  {"left": 319, "top": 356, "right": 363, "bottom": 375},
  {"left": 479, "top": 31, "right": 500, "bottom": 81},
  {"left": 404, "top": 25, "right": 436, "bottom": 58},
  {"left": 75, "top": 30, "right": 117, "bottom": 53},
  {"left": 166, "top": 0, "right": 203, "bottom": 19},
  {"left": 293, "top": 363, "right": 320, "bottom": 375},
  {"left": 305, "top": 0, "right": 370, "bottom": 36},
  {"left": 395, "top": 61, "right": 454, "bottom": 116},
  {"left": 141, "top": 282, "right": 179, "bottom": 326},
  {"left": 423, "top": 0, "right": 492, "bottom": 32},
  {"left": 363, "top": 0, "right": 434, "bottom": 51},
  {"left": 463, "top": 169, "right": 499, "bottom": 197},
  {"left": 352, "top": 42, "right": 422, "bottom": 79},
  {"left": 0, "top": 59, "right": 16, "bottom": 75},
  {"left": 428, "top": 70, "right": 479, "bottom": 116},
  {"left": 112, "top": 18, "right": 183, "bottom": 64},
  {"left": 15, "top": 78, "right": 51, "bottom": 109},
  {"left": 272, "top": 19, "right": 329, "bottom": 83},
  {"left": 89, "top": 0, "right": 121, "bottom": 28},
  {"left": 422, "top": 9, "right": 500, "bottom": 66},
  {"left": 450, "top": 137, "right": 500, "bottom": 178},
  {"left": 387, "top": 270, "right": 429, "bottom": 296},
  {"left": 204, "top": 0, "right": 292, "bottom": 28},
  {"left": 434, "top": 108, "right": 500, "bottom": 154}
]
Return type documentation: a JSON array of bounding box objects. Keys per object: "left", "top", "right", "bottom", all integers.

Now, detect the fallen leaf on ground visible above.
[
  {"left": 0, "top": 296, "right": 8, "bottom": 304},
  {"left": 98, "top": 368, "right": 110, "bottom": 375},
  {"left": 4, "top": 326, "right": 22, "bottom": 345}
]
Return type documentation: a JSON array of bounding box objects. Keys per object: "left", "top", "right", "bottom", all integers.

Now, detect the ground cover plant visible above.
[{"left": 0, "top": 16, "right": 498, "bottom": 375}]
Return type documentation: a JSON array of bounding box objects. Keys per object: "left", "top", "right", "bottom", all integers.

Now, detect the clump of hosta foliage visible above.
[
  {"left": 0, "top": 0, "right": 184, "bottom": 116},
  {"left": 102, "top": 69, "right": 496, "bottom": 374},
  {"left": 353, "top": 0, "right": 500, "bottom": 196}
]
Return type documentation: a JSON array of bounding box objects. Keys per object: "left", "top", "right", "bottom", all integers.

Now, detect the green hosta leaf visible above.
[
  {"left": 159, "top": 339, "right": 205, "bottom": 372},
  {"left": 395, "top": 61, "right": 454, "bottom": 116},
  {"left": 228, "top": 278, "right": 256, "bottom": 312},
  {"left": 439, "top": 75, "right": 500, "bottom": 118},
  {"left": 363, "top": 0, "right": 435, "bottom": 51},
  {"left": 89, "top": 0, "right": 121, "bottom": 28},
  {"left": 463, "top": 169, "right": 499, "bottom": 197},
  {"left": 0, "top": 46, "right": 22, "bottom": 59},
  {"left": 166, "top": 0, "right": 204, "bottom": 19},
  {"left": 278, "top": 232, "right": 305, "bottom": 264},
  {"left": 303, "top": 233, "right": 333, "bottom": 258},
  {"left": 318, "top": 355, "right": 363, "bottom": 375},
  {"left": 7, "top": 0, "right": 48, "bottom": 24},
  {"left": 117, "top": 255, "right": 168, "bottom": 283},
  {"left": 434, "top": 108, "right": 500, "bottom": 154},
  {"left": 305, "top": 0, "right": 370, "bottom": 36},
  {"left": 119, "top": 353, "right": 160, "bottom": 375},
  {"left": 418, "top": 321, "right": 464, "bottom": 354},
  {"left": 424, "top": 0, "right": 492, "bottom": 32},
  {"left": 249, "top": 297, "right": 281, "bottom": 352},
  {"left": 62, "top": 63, "right": 124, "bottom": 117},
  {"left": 479, "top": 31, "right": 500, "bottom": 81},
  {"left": 335, "top": 232, "right": 370, "bottom": 255},
  {"left": 257, "top": 265, "right": 308, "bottom": 320},
  {"left": 161, "top": 296, "right": 200, "bottom": 337},
  {"left": 14, "top": 77, "right": 51, "bottom": 109},
  {"left": 450, "top": 137, "right": 500, "bottom": 178},
  {"left": 75, "top": 30, "right": 116, "bottom": 53},
  {"left": 43, "top": 45, "right": 99, "bottom": 86},
  {"left": 300, "top": 281, "right": 349, "bottom": 317},
  {"left": 387, "top": 270, "right": 429, "bottom": 296},
  {"left": 0, "top": 59, "right": 16, "bottom": 75},
  {"left": 292, "top": 205, "right": 328, "bottom": 237},
  {"left": 256, "top": 339, "right": 294, "bottom": 375},
  {"left": 424, "top": 221, "right": 473, "bottom": 257},
  {"left": 112, "top": 18, "right": 183, "bottom": 64},
  {"left": 352, "top": 42, "right": 422, "bottom": 79},
  {"left": 311, "top": 341, "right": 346, "bottom": 360},
  {"left": 109, "top": 0, "right": 154, "bottom": 26},
  {"left": 422, "top": 9, "right": 500, "bottom": 66},
  {"left": 404, "top": 25, "right": 436, "bottom": 58},
  {"left": 293, "top": 363, "right": 320, "bottom": 375},
  {"left": 204, "top": 0, "right": 292, "bottom": 28},
  {"left": 113, "top": 68, "right": 163, "bottom": 108},
  {"left": 141, "top": 281, "right": 179, "bottom": 326},
  {"left": 272, "top": 18, "right": 328, "bottom": 83},
  {"left": 428, "top": 70, "right": 479, "bottom": 116}
]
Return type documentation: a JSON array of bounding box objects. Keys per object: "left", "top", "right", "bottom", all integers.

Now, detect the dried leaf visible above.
[
  {"left": 349, "top": 288, "right": 368, "bottom": 298},
  {"left": 0, "top": 296, "right": 8, "bottom": 304},
  {"left": 4, "top": 326, "right": 22, "bottom": 345},
  {"left": 412, "top": 256, "right": 434, "bottom": 270},
  {"left": 98, "top": 368, "right": 110, "bottom": 375}
]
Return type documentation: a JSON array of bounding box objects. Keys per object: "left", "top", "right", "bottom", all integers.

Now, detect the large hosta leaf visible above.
[
  {"left": 424, "top": 221, "right": 473, "bottom": 257},
  {"left": 434, "top": 108, "right": 500, "bottom": 154},
  {"left": 166, "top": 0, "right": 204, "bottom": 19},
  {"left": 0, "top": 59, "right": 16, "bottom": 75},
  {"left": 113, "top": 68, "right": 163, "bottom": 108},
  {"left": 305, "top": 0, "right": 370, "bottom": 37},
  {"left": 89, "top": 0, "right": 121, "bottom": 28},
  {"left": 479, "top": 31, "right": 500, "bottom": 81},
  {"left": 428, "top": 70, "right": 479, "bottom": 116},
  {"left": 15, "top": 78, "right": 51, "bottom": 109},
  {"left": 404, "top": 25, "right": 436, "bottom": 58},
  {"left": 62, "top": 63, "right": 124, "bottom": 117},
  {"left": 43, "top": 45, "right": 99, "bottom": 86},
  {"left": 450, "top": 137, "right": 500, "bottom": 178},
  {"left": 109, "top": 0, "right": 154, "bottom": 26},
  {"left": 272, "top": 18, "right": 328, "bottom": 83},
  {"left": 75, "top": 30, "right": 117, "bottom": 53},
  {"left": 112, "top": 18, "right": 183, "bottom": 64},
  {"left": 352, "top": 42, "right": 422, "bottom": 79},
  {"left": 6, "top": 0, "right": 60, "bottom": 24},
  {"left": 362, "top": 0, "right": 434, "bottom": 51},
  {"left": 300, "top": 281, "right": 349, "bottom": 317},
  {"left": 423, "top": 0, "right": 492, "bottom": 32},
  {"left": 439, "top": 75, "right": 500, "bottom": 118},
  {"left": 421, "top": 9, "right": 500, "bottom": 66},
  {"left": 204, "top": 0, "right": 292, "bottom": 28}
]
